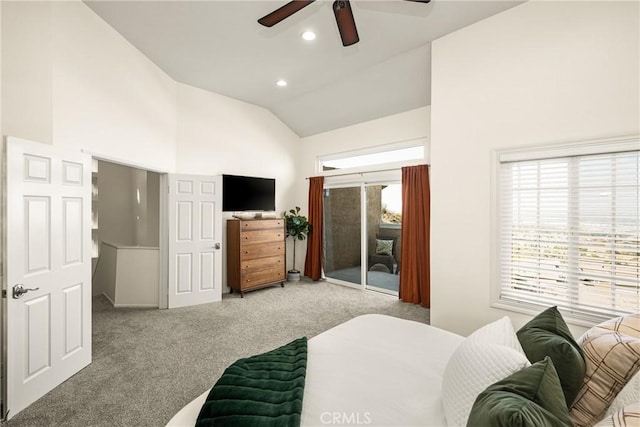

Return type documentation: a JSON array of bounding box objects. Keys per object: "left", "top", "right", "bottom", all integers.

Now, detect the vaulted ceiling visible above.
[{"left": 86, "top": 1, "right": 522, "bottom": 136}]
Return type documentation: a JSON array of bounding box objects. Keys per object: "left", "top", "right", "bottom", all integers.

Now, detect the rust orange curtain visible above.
[
  {"left": 304, "top": 176, "right": 324, "bottom": 280},
  {"left": 399, "top": 165, "right": 430, "bottom": 307}
]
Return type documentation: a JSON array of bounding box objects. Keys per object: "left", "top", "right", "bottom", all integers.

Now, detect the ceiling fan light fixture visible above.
[
  {"left": 302, "top": 30, "right": 316, "bottom": 41},
  {"left": 276, "top": 79, "right": 288, "bottom": 87}
]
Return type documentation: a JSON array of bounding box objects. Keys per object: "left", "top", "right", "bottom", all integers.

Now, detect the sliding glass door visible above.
[
  {"left": 323, "top": 180, "right": 401, "bottom": 295},
  {"left": 323, "top": 186, "right": 362, "bottom": 285},
  {"left": 366, "top": 183, "right": 401, "bottom": 295}
]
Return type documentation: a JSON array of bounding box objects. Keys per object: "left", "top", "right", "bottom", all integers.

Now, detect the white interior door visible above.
[
  {"left": 5, "top": 137, "right": 91, "bottom": 419},
  {"left": 168, "top": 174, "right": 222, "bottom": 308}
]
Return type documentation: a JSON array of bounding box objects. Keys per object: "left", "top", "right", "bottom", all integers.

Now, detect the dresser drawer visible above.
[
  {"left": 240, "top": 241, "right": 285, "bottom": 260},
  {"left": 241, "top": 265, "right": 285, "bottom": 289},
  {"left": 240, "top": 229, "right": 284, "bottom": 244},
  {"left": 241, "top": 255, "right": 284, "bottom": 273},
  {"left": 240, "top": 219, "right": 284, "bottom": 231},
  {"left": 227, "top": 218, "right": 287, "bottom": 295}
]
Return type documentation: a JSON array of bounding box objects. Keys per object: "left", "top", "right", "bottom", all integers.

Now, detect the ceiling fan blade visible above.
[
  {"left": 258, "top": 0, "right": 316, "bottom": 27},
  {"left": 333, "top": 0, "right": 359, "bottom": 47}
]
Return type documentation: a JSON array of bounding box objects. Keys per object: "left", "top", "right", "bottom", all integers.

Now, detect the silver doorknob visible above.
[
  {"left": 12, "top": 284, "right": 39, "bottom": 299},
  {"left": 213, "top": 242, "right": 221, "bottom": 250}
]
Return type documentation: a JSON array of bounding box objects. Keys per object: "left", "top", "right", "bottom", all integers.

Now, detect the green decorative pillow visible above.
[
  {"left": 467, "top": 357, "right": 573, "bottom": 427},
  {"left": 516, "top": 306, "right": 586, "bottom": 406},
  {"left": 375, "top": 239, "right": 393, "bottom": 256}
]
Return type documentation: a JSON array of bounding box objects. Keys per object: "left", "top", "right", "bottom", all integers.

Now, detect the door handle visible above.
[
  {"left": 213, "top": 243, "right": 221, "bottom": 250},
  {"left": 12, "top": 284, "right": 39, "bottom": 299}
]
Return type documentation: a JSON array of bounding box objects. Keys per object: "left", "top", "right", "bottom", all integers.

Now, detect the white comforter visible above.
[{"left": 167, "top": 314, "right": 463, "bottom": 426}]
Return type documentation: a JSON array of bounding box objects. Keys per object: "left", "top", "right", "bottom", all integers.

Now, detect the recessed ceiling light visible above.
[
  {"left": 276, "top": 79, "right": 287, "bottom": 87},
  {"left": 302, "top": 31, "right": 316, "bottom": 41}
]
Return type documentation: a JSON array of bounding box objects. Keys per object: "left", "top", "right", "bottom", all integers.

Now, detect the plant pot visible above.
[{"left": 287, "top": 270, "right": 301, "bottom": 282}]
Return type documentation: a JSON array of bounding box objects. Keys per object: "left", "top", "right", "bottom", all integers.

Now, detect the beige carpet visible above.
[{"left": 5, "top": 279, "right": 429, "bottom": 427}]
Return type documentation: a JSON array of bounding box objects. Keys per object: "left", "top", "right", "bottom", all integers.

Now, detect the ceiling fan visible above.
[{"left": 258, "top": 0, "right": 432, "bottom": 47}]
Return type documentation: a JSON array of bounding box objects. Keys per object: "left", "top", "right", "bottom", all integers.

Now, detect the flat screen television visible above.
[{"left": 222, "top": 174, "right": 276, "bottom": 212}]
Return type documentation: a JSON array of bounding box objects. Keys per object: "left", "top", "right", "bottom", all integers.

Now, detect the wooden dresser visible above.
[{"left": 226, "top": 218, "right": 286, "bottom": 297}]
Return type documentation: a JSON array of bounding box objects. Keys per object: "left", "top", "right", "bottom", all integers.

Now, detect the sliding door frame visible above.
[
  {"left": 322, "top": 182, "right": 364, "bottom": 289},
  {"left": 322, "top": 170, "right": 401, "bottom": 294}
]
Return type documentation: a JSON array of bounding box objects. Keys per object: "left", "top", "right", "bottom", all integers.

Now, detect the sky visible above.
[{"left": 381, "top": 184, "right": 402, "bottom": 214}]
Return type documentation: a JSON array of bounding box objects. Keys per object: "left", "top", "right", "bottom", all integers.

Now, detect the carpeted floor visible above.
[{"left": 5, "top": 279, "right": 429, "bottom": 427}]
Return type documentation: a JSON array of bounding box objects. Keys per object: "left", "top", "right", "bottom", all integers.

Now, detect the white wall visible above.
[
  {"left": 132, "top": 168, "right": 148, "bottom": 246},
  {"left": 1, "top": 0, "right": 177, "bottom": 171},
  {"left": 299, "top": 106, "right": 430, "bottom": 175},
  {"left": 98, "top": 161, "right": 160, "bottom": 249},
  {"left": 146, "top": 172, "right": 160, "bottom": 247},
  {"left": 1, "top": 1, "right": 53, "bottom": 144},
  {"left": 0, "top": 0, "right": 435, "bottom": 298},
  {"left": 130, "top": 168, "right": 160, "bottom": 247},
  {"left": 295, "top": 106, "right": 430, "bottom": 272},
  {"left": 430, "top": 0, "right": 639, "bottom": 337},
  {"left": 98, "top": 161, "right": 136, "bottom": 247},
  {"left": 114, "top": 247, "right": 159, "bottom": 307},
  {"left": 51, "top": 1, "right": 177, "bottom": 171},
  {"left": 1, "top": 1, "right": 302, "bottom": 294},
  {"left": 93, "top": 243, "right": 158, "bottom": 307},
  {"left": 176, "top": 83, "right": 301, "bottom": 288},
  {"left": 176, "top": 83, "right": 300, "bottom": 211}
]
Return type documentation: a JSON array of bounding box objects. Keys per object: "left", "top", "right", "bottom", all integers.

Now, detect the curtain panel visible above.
[
  {"left": 399, "top": 165, "right": 430, "bottom": 307},
  {"left": 304, "top": 176, "right": 324, "bottom": 280}
]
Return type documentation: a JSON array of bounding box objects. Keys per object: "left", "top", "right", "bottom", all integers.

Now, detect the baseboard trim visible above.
[
  {"left": 102, "top": 292, "right": 116, "bottom": 307},
  {"left": 101, "top": 293, "right": 157, "bottom": 308},
  {"left": 113, "top": 303, "right": 159, "bottom": 308}
]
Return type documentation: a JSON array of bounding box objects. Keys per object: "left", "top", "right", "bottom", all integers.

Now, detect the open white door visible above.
[
  {"left": 4, "top": 137, "right": 91, "bottom": 419},
  {"left": 168, "top": 174, "right": 222, "bottom": 308}
]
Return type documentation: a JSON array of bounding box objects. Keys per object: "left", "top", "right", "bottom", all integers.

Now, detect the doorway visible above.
[
  {"left": 2, "top": 138, "right": 223, "bottom": 420},
  {"left": 91, "top": 159, "right": 161, "bottom": 307},
  {"left": 323, "top": 179, "right": 402, "bottom": 295}
]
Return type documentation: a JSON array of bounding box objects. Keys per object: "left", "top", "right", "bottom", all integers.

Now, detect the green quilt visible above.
[{"left": 196, "top": 337, "right": 307, "bottom": 427}]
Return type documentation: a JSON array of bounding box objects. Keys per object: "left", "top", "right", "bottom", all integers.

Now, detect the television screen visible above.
[{"left": 222, "top": 174, "right": 276, "bottom": 212}]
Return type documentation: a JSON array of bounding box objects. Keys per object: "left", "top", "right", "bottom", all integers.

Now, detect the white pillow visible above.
[
  {"left": 465, "top": 316, "right": 525, "bottom": 352},
  {"left": 605, "top": 371, "right": 640, "bottom": 416},
  {"left": 441, "top": 317, "right": 530, "bottom": 427}
]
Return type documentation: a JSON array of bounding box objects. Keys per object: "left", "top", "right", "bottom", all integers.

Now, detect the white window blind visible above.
[{"left": 498, "top": 147, "right": 639, "bottom": 320}]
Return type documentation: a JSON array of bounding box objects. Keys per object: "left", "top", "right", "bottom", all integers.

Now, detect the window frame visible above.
[
  {"left": 490, "top": 135, "right": 639, "bottom": 326},
  {"left": 316, "top": 138, "right": 427, "bottom": 176}
]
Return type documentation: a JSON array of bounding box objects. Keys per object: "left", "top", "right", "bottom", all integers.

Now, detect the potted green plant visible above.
[{"left": 283, "top": 206, "right": 311, "bottom": 282}]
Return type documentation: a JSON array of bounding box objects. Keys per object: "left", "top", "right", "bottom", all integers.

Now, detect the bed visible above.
[
  {"left": 168, "top": 311, "right": 640, "bottom": 427},
  {"left": 167, "top": 314, "right": 463, "bottom": 426}
]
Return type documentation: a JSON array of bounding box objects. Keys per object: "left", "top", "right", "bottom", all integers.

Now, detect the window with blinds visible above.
[{"left": 498, "top": 143, "right": 639, "bottom": 321}]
